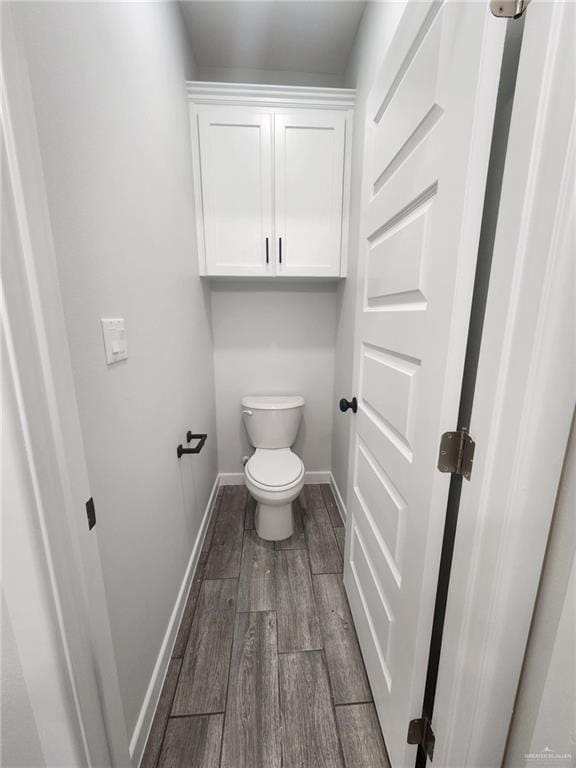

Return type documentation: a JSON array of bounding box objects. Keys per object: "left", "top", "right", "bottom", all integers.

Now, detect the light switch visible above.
[{"left": 101, "top": 318, "right": 128, "bottom": 365}]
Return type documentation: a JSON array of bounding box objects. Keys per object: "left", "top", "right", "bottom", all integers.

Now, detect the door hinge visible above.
[
  {"left": 408, "top": 717, "right": 436, "bottom": 761},
  {"left": 437, "top": 429, "right": 475, "bottom": 480},
  {"left": 490, "top": 0, "right": 530, "bottom": 18}
]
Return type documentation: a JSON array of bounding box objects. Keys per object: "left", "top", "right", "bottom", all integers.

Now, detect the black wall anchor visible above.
[
  {"left": 339, "top": 397, "right": 358, "bottom": 414},
  {"left": 177, "top": 432, "right": 207, "bottom": 458}
]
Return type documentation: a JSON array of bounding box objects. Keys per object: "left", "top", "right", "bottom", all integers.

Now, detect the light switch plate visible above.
[{"left": 101, "top": 318, "right": 128, "bottom": 365}]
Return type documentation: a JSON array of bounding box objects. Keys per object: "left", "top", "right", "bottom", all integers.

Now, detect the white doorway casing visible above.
[
  {"left": 1, "top": 7, "right": 131, "bottom": 765},
  {"left": 433, "top": 2, "right": 576, "bottom": 765}
]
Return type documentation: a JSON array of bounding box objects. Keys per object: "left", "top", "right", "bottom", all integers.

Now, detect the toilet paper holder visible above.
[{"left": 177, "top": 432, "right": 207, "bottom": 458}]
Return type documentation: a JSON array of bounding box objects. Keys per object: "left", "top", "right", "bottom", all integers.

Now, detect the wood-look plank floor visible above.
[
  {"left": 238, "top": 530, "right": 275, "bottom": 612},
  {"left": 336, "top": 704, "right": 390, "bottom": 768},
  {"left": 171, "top": 578, "right": 237, "bottom": 715},
  {"left": 279, "top": 650, "right": 344, "bottom": 768},
  {"left": 142, "top": 484, "right": 386, "bottom": 768},
  {"left": 221, "top": 612, "right": 281, "bottom": 768},
  {"left": 276, "top": 548, "right": 322, "bottom": 652},
  {"left": 313, "top": 574, "right": 371, "bottom": 704},
  {"left": 158, "top": 715, "right": 223, "bottom": 768},
  {"left": 204, "top": 485, "right": 246, "bottom": 578}
]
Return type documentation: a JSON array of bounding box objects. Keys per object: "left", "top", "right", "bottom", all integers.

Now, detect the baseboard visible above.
[
  {"left": 329, "top": 472, "right": 347, "bottom": 523},
  {"left": 218, "top": 470, "right": 332, "bottom": 485},
  {"left": 130, "top": 474, "right": 221, "bottom": 766}
]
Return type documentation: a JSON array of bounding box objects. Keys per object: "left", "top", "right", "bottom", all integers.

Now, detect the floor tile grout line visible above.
[
  {"left": 277, "top": 647, "right": 324, "bottom": 655},
  {"left": 166, "top": 710, "right": 226, "bottom": 720},
  {"left": 204, "top": 576, "right": 240, "bottom": 581}
]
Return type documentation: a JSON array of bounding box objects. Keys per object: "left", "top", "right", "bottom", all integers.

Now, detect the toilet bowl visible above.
[
  {"left": 245, "top": 448, "right": 305, "bottom": 540},
  {"left": 241, "top": 395, "right": 305, "bottom": 541}
]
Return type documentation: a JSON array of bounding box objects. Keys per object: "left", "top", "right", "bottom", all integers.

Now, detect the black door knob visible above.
[{"left": 339, "top": 397, "right": 358, "bottom": 414}]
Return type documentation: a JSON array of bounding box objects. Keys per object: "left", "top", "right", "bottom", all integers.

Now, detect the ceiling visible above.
[{"left": 179, "top": 1, "right": 366, "bottom": 77}]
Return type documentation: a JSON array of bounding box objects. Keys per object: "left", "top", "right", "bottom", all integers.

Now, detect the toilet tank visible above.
[{"left": 241, "top": 395, "right": 305, "bottom": 449}]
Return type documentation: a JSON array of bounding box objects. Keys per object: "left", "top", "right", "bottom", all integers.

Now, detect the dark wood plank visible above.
[
  {"left": 172, "top": 578, "right": 237, "bottom": 715},
  {"left": 205, "top": 486, "right": 246, "bottom": 579},
  {"left": 276, "top": 549, "right": 322, "bottom": 652},
  {"left": 202, "top": 488, "right": 223, "bottom": 554},
  {"left": 321, "top": 484, "right": 344, "bottom": 527},
  {"left": 238, "top": 530, "right": 275, "bottom": 612},
  {"left": 305, "top": 504, "right": 343, "bottom": 575},
  {"left": 141, "top": 658, "right": 181, "bottom": 768},
  {"left": 336, "top": 704, "right": 390, "bottom": 768},
  {"left": 302, "top": 483, "right": 324, "bottom": 512},
  {"left": 245, "top": 495, "right": 256, "bottom": 529},
  {"left": 275, "top": 496, "right": 306, "bottom": 550},
  {"left": 279, "top": 651, "right": 344, "bottom": 768},
  {"left": 313, "top": 574, "right": 371, "bottom": 704},
  {"left": 172, "top": 553, "right": 208, "bottom": 658},
  {"left": 221, "top": 612, "right": 281, "bottom": 768},
  {"left": 334, "top": 526, "right": 346, "bottom": 558},
  {"left": 158, "top": 714, "right": 223, "bottom": 768}
]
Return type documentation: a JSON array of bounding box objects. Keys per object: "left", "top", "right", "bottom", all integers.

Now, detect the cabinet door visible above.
[
  {"left": 274, "top": 110, "right": 346, "bottom": 277},
  {"left": 197, "top": 108, "right": 273, "bottom": 276}
]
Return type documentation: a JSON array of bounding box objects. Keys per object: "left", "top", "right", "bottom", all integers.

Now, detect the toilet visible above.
[{"left": 242, "top": 395, "right": 305, "bottom": 541}]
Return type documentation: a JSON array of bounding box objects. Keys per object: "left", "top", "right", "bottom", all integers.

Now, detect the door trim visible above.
[
  {"left": 413, "top": 15, "right": 527, "bottom": 766},
  {"left": 1, "top": 9, "right": 130, "bottom": 765},
  {"left": 433, "top": 2, "right": 576, "bottom": 764}
]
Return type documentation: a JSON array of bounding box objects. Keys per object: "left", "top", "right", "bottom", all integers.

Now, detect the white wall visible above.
[
  {"left": 11, "top": 1, "right": 217, "bottom": 740},
  {"left": 211, "top": 282, "right": 338, "bottom": 475},
  {"left": 504, "top": 419, "right": 576, "bottom": 766},
  {"left": 196, "top": 65, "right": 344, "bottom": 87},
  {"left": 331, "top": 1, "right": 405, "bottom": 505}
]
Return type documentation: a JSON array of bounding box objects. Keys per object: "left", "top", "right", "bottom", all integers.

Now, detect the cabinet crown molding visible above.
[{"left": 186, "top": 81, "right": 356, "bottom": 110}]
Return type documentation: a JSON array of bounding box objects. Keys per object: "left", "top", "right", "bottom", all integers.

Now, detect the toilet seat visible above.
[{"left": 245, "top": 448, "right": 304, "bottom": 491}]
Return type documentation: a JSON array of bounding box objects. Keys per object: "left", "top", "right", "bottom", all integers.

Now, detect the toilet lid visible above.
[{"left": 246, "top": 449, "right": 304, "bottom": 489}]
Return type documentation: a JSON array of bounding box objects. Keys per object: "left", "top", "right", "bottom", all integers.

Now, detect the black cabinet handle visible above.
[
  {"left": 279, "top": 237, "right": 282, "bottom": 264},
  {"left": 265, "top": 237, "right": 269, "bottom": 265},
  {"left": 339, "top": 397, "right": 358, "bottom": 414},
  {"left": 177, "top": 433, "right": 207, "bottom": 458}
]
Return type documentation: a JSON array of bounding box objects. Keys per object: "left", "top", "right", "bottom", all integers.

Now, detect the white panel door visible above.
[
  {"left": 344, "top": 4, "right": 504, "bottom": 767},
  {"left": 198, "top": 108, "right": 273, "bottom": 276},
  {"left": 274, "top": 110, "right": 345, "bottom": 277}
]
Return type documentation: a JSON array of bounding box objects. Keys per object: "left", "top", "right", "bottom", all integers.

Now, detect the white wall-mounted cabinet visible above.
[{"left": 188, "top": 83, "right": 354, "bottom": 278}]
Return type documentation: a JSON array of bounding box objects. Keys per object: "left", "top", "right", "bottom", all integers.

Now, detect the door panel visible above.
[
  {"left": 344, "top": 4, "right": 504, "bottom": 766},
  {"left": 274, "top": 111, "right": 345, "bottom": 277},
  {"left": 198, "top": 108, "right": 273, "bottom": 276}
]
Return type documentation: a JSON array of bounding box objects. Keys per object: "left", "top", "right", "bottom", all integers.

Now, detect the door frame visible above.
[
  {"left": 433, "top": 2, "right": 575, "bottom": 765},
  {"left": 1, "top": 8, "right": 131, "bottom": 765}
]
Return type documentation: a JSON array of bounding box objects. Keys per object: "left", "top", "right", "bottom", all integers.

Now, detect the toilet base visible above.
[{"left": 255, "top": 501, "right": 294, "bottom": 541}]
